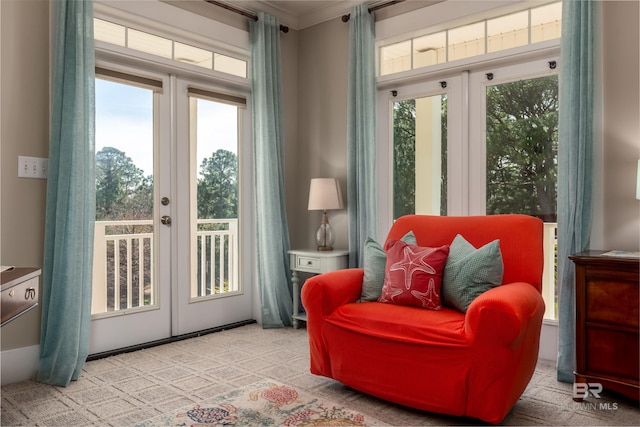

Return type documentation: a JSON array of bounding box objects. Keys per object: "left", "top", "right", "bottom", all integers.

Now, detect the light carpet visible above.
[
  {"left": 135, "top": 379, "right": 386, "bottom": 426},
  {"left": 2, "top": 324, "right": 638, "bottom": 426}
]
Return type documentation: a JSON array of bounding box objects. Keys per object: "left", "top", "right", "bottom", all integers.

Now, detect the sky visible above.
[{"left": 95, "top": 78, "right": 238, "bottom": 178}]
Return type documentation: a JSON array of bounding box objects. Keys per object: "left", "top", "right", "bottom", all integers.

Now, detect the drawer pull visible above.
[
  {"left": 9, "top": 290, "right": 14, "bottom": 297},
  {"left": 25, "top": 287, "right": 36, "bottom": 300}
]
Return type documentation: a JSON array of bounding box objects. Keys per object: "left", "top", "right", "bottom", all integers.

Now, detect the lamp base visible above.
[{"left": 315, "top": 212, "right": 336, "bottom": 252}]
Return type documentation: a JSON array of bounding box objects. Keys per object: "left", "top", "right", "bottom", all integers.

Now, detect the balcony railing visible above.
[
  {"left": 92, "top": 218, "right": 238, "bottom": 315},
  {"left": 92, "top": 219, "right": 556, "bottom": 319},
  {"left": 193, "top": 219, "right": 239, "bottom": 298}
]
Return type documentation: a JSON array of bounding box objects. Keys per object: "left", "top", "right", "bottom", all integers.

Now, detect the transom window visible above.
[
  {"left": 94, "top": 18, "right": 248, "bottom": 78},
  {"left": 379, "top": 2, "right": 561, "bottom": 76}
]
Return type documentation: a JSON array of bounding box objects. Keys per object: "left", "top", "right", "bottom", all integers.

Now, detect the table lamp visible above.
[{"left": 308, "top": 178, "right": 344, "bottom": 251}]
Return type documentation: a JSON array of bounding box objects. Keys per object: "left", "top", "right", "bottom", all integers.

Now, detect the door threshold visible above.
[{"left": 87, "top": 319, "right": 257, "bottom": 361}]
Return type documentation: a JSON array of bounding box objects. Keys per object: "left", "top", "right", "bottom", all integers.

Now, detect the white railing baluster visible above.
[
  {"left": 114, "top": 239, "right": 121, "bottom": 311},
  {"left": 147, "top": 236, "right": 153, "bottom": 305},
  {"left": 126, "top": 238, "right": 132, "bottom": 309},
  {"left": 210, "top": 235, "right": 216, "bottom": 295},
  {"left": 137, "top": 236, "right": 144, "bottom": 307},
  {"left": 200, "top": 235, "right": 206, "bottom": 297}
]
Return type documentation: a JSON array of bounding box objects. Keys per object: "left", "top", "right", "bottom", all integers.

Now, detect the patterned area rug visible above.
[{"left": 135, "top": 379, "right": 387, "bottom": 426}]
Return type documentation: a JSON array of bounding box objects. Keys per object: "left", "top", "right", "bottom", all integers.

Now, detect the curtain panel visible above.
[
  {"left": 556, "top": 0, "right": 596, "bottom": 383},
  {"left": 38, "top": 0, "right": 96, "bottom": 387},
  {"left": 347, "top": 4, "right": 377, "bottom": 268},
  {"left": 250, "top": 12, "right": 293, "bottom": 328}
]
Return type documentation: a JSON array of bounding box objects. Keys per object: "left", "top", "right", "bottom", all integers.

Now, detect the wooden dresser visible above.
[{"left": 569, "top": 251, "right": 639, "bottom": 401}]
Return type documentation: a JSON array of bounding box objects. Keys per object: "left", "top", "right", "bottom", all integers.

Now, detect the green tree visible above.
[
  {"left": 393, "top": 100, "right": 417, "bottom": 219},
  {"left": 197, "top": 149, "right": 238, "bottom": 219},
  {"left": 95, "top": 146, "right": 152, "bottom": 221},
  {"left": 486, "top": 76, "right": 558, "bottom": 222}
]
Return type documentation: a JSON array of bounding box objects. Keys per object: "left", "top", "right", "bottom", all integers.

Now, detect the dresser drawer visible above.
[
  {"left": 1, "top": 268, "right": 41, "bottom": 326},
  {"left": 586, "top": 279, "right": 639, "bottom": 328}
]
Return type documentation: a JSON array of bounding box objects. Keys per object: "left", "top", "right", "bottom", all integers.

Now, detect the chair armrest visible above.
[
  {"left": 301, "top": 268, "right": 364, "bottom": 376},
  {"left": 301, "top": 268, "right": 364, "bottom": 319},
  {"left": 464, "top": 282, "right": 545, "bottom": 347}
]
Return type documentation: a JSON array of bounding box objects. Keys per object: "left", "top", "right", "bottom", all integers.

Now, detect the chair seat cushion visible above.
[{"left": 325, "top": 301, "right": 467, "bottom": 346}]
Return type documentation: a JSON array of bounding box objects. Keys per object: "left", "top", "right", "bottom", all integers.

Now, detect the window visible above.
[
  {"left": 94, "top": 18, "right": 248, "bottom": 78},
  {"left": 379, "top": 5, "right": 560, "bottom": 320},
  {"left": 379, "top": 2, "right": 562, "bottom": 76}
]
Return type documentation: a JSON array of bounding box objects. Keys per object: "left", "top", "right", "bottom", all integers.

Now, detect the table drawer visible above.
[{"left": 297, "top": 256, "right": 320, "bottom": 272}]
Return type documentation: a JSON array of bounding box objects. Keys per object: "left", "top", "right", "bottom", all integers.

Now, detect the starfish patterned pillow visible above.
[{"left": 379, "top": 240, "right": 450, "bottom": 310}]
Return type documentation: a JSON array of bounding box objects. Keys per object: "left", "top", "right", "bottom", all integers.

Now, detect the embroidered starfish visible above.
[
  {"left": 389, "top": 246, "right": 437, "bottom": 290},
  {"left": 411, "top": 278, "right": 440, "bottom": 309}
]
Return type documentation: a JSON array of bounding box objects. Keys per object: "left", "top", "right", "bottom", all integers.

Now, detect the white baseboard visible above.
[
  {"left": 1, "top": 345, "right": 40, "bottom": 385},
  {"left": 539, "top": 320, "right": 558, "bottom": 363}
]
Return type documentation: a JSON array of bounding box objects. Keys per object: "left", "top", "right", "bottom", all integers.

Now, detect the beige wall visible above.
[
  {"left": 292, "top": 18, "right": 349, "bottom": 250},
  {"left": 601, "top": 0, "right": 640, "bottom": 251},
  {"left": 1, "top": 0, "right": 49, "bottom": 351}
]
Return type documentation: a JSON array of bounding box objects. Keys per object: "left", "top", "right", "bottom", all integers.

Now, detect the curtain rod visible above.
[
  {"left": 341, "top": 0, "right": 406, "bottom": 22},
  {"left": 205, "top": 0, "right": 290, "bottom": 33}
]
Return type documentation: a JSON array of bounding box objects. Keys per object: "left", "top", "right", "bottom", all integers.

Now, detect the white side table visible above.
[{"left": 288, "top": 249, "right": 349, "bottom": 329}]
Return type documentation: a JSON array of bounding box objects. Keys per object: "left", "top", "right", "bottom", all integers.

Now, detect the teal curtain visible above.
[
  {"left": 347, "top": 5, "right": 377, "bottom": 268},
  {"left": 250, "top": 13, "right": 293, "bottom": 328},
  {"left": 557, "top": 0, "right": 596, "bottom": 383},
  {"left": 38, "top": 0, "right": 95, "bottom": 386}
]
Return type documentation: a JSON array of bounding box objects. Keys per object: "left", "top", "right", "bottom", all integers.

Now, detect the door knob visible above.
[{"left": 161, "top": 215, "right": 172, "bottom": 225}]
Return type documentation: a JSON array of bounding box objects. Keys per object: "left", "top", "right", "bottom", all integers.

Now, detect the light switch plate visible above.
[{"left": 18, "top": 156, "right": 48, "bottom": 179}]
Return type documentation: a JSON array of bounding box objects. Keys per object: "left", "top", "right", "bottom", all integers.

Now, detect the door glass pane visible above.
[
  {"left": 485, "top": 75, "right": 558, "bottom": 319},
  {"left": 393, "top": 94, "right": 447, "bottom": 219},
  {"left": 190, "top": 96, "right": 240, "bottom": 299},
  {"left": 93, "top": 78, "right": 155, "bottom": 315}
]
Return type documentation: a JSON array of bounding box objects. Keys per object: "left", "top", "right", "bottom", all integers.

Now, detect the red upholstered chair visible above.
[{"left": 301, "top": 214, "right": 545, "bottom": 424}]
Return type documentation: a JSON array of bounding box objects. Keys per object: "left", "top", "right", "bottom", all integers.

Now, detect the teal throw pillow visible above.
[
  {"left": 360, "top": 231, "right": 417, "bottom": 302},
  {"left": 442, "top": 234, "right": 503, "bottom": 313}
]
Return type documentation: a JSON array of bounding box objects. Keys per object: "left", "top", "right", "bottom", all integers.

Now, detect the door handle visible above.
[{"left": 161, "top": 215, "right": 172, "bottom": 226}]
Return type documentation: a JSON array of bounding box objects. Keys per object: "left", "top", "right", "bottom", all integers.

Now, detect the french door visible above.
[
  {"left": 89, "top": 65, "right": 252, "bottom": 354},
  {"left": 378, "top": 55, "right": 559, "bottom": 320}
]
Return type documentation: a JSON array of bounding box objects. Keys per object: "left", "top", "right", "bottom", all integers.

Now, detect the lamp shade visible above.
[{"left": 308, "top": 178, "right": 344, "bottom": 211}]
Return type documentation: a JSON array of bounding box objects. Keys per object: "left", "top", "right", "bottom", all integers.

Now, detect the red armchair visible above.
[{"left": 301, "top": 214, "right": 545, "bottom": 424}]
